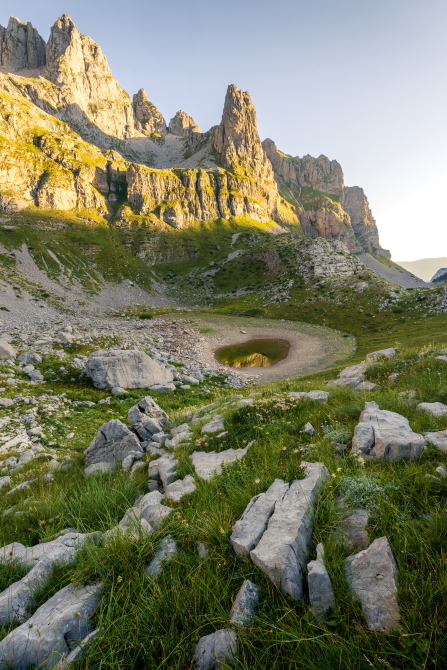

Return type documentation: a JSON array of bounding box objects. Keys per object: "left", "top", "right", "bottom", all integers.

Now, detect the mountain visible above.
[
  {"left": 431, "top": 267, "right": 447, "bottom": 284},
  {"left": 395, "top": 257, "right": 447, "bottom": 282},
  {"left": 0, "top": 12, "right": 390, "bottom": 258}
]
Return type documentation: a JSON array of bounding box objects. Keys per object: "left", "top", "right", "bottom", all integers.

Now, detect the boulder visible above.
[
  {"left": 0, "top": 532, "right": 98, "bottom": 571},
  {"left": 416, "top": 402, "right": 447, "bottom": 417},
  {"left": 84, "top": 419, "right": 143, "bottom": 467},
  {"left": 339, "top": 362, "right": 368, "bottom": 379},
  {"left": 229, "top": 580, "right": 259, "bottom": 628},
  {"left": 18, "top": 352, "right": 42, "bottom": 364},
  {"left": 0, "top": 398, "right": 14, "bottom": 407},
  {"left": 193, "top": 629, "right": 238, "bottom": 670},
  {"left": 190, "top": 447, "right": 249, "bottom": 481},
  {"left": 0, "top": 582, "right": 103, "bottom": 669},
  {"left": 128, "top": 396, "right": 168, "bottom": 440},
  {"left": 351, "top": 401, "right": 425, "bottom": 461},
  {"left": 344, "top": 537, "right": 400, "bottom": 633},
  {"left": 424, "top": 429, "right": 447, "bottom": 452},
  {"left": 230, "top": 479, "right": 290, "bottom": 557},
  {"left": 366, "top": 348, "right": 397, "bottom": 361},
  {"left": 145, "top": 536, "right": 177, "bottom": 577},
  {"left": 288, "top": 390, "right": 330, "bottom": 402},
  {"left": 165, "top": 475, "right": 196, "bottom": 502},
  {"left": 307, "top": 544, "right": 335, "bottom": 621},
  {"left": 250, "top": 462, "right": 329, "bottom": 600},
  {"left": 85, "top": 350, "right": 173, "bottom": 389},
  {"left": 0, "top": 341, "right": 16, "bottom": 359},
  {"left": 201, "top": 416, "right": 225, "bottom": 434}
]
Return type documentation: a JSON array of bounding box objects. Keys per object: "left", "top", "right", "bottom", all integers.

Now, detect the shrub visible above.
[{"left": 139, "top": 312, "right": 153, "bottom": 319}]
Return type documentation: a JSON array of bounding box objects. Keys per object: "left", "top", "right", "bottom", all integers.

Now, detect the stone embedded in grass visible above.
[
  {"left": 425, "top": 429, "right": 447, "bottom": 451},
  {"left": 237, "top": 398, "right": 253, "bottom": 407},
  {"left": 334, "top": 501, "right": 370, "bottom": 550},
  {"left": 288, "top": 390, "right": 330, "bottom": 402},
  {"left": 307, "top": 543, "right": 335, "bottom": 622},
  {"left": 351, "top": 401, "right": 426, "bottom": 461},
  {"left": 303, "top": 422, "right": 315, "bottom": 436},
  {"left": 197, "top": 543, "right": 209, "bottom": 559},
  {"left": 165, "top": 475, "right": 196, "bottom": 502},
  {"left": 0, "top": 476, "right": 11, "bottom": 490},
  {"left": 436, "top": 465, "right": 447, "bottom": 477},
  {"left": 366, "top": 347, "right": 397, "bottom": 361},
  {"left": 150, "top": 382, "right": 176, "bottom": 391},
  {"left": 128, "top": 396, "right": 168, "bottom": 440},
  {"left": 339, "top": 362, "right": 368, "bottom": 379},
  {"left": 250, "top": 462, "right": 330, "bottom": 601},
  {"left": 417, "top": 402, "right": 447, "bottom": 418},
  {"left": 193, "top": 628, "right": 238, "bottom": 670},
  {"left": 229, "top": 580, "right": 259, "bottom": 627},
  {"left": 0, "top": 532, "right": 100, "bottom": 571},
  {"left": 201, "top": 415, "right": 225, "bottom": 434},
  {"left": 111, "top": 386, "right": 127, "bottom": 395},
  {"left": 344, "top": 536, "right": 400, "bottom": 633},
  {"left": 57, "top": 629, "right": 100, "bottom": 670},
  {"left": 149, "top": 453, "right": 178, "bottom": 487},
  {"left": 230, "top": 479, "right": 290, "bottom": 558},
  {"left": 0, "top": 582, "right": 103, "bottom": 668},
  {"left": 0, "top": 398, "right": 15, "bottom": 407},
  {"left": 145, "top": 536, "right": 177, "bottom": 578},
  {"left": 84, "top": 462, "right": 116, "bottom": 476},
  {"left": 85, "top": 349, "right": 173, "bottom": 389},
  {"left": 0, "top": 341, "right": 16, "bottom": 359},
  {"left": 190, "top": 447, "right": 249, "bottom": 481},
  {"left": 84, "top": 419, "right": 143, "bottom": 471},
  {"left": 18, "top": 351, "right": 42, "bottom": 364}
]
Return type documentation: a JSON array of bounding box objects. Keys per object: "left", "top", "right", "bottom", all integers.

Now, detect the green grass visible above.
[{"left": 1, "top": 343, "right": 447, "bottom": 668}]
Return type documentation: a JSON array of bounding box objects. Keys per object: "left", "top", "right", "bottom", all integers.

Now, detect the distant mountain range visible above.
[{"left": 395, "top": 258, "right": 447, "bottom": 282}]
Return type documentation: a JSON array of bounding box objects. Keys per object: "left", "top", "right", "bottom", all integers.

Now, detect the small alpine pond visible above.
[{"left": 214, "top": 338, "right": 290, "bottom": 368}]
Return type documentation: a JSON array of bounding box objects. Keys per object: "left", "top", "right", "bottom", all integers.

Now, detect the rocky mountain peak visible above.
[
  {"left": 133, "top": 88, "right": 167, "bottom": 135},
  {"left": 0, "top": 16, "right": 46, "bottom": 70},
  {"left": 168, "top": 110, "right": 201, "bottom": 136},
  {"left": 214, "top": 84, "right": 274, "bottom": 181}
]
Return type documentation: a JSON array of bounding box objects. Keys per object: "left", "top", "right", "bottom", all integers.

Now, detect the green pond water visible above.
[{"left": 214, "top": 338, "right": 290, "bottom": 368}]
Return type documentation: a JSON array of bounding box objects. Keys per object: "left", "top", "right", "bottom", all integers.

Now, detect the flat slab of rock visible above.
[
  {"left": 416, "top": 402, "right": 447, "bottom": 417},
  {"left": 307, "top": 543, "right": 335, "bottom": 621},
  {"left": 85, "top": 350, "right": 173, "bottom": 389},
  {"left": 194, "top": 629, "right": 238, "bottom": 670},
  {"left": 145, "top": 536, "right": 177, "bottom": 577},
  {"left": 0, "top": 582, "right": 103, "bottom": 669},
  {"left": 425, "top": 430, "right": 447, "bottom": 451},
  {"left": 230, "top": 479, "right": 289, "bottom": 558},
  {"left": 250, "top": 462, "right": 329, "bottom": 600},
  {"left": 339, "top": 363, "right": 368, "bottom": 379},
  {"left": 352, "top": 401, "right": 425, "bottom": 461},
  {"left": 0, "top": 532, "right": 94, "bottom": 571},
  {"left": 84, "top": 419, "right": 143, "bottom": 467},
  {"left": 288, "top": 390, "right": 330, "bottom": 402},
  {"left": 201, "top": 416, "right": 225, "bottom": 434},
  {"left": 344, "top": 536, "right": 400, "bottom": 633},
  {"left": 229, "top": 580, "right": 259, "bottom": 627},
  {"left": 190, "top": 447, "right": 249, "bottom": 481},
  {"left": 165, "top": 475, "right": 196, "bottom": 502},
  {"left": 84, "top": 462, "right": 116, "bottom": 476},
  {"left": 366, "top": 348, "right": 397, "bottom": 361}
]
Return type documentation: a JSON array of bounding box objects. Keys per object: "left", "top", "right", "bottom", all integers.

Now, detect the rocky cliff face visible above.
[
  {"left": 263, "top": 137, "right": 389, "bottom": 255},
  {"left": 133, "top": 89, "right": 167, "bottom": 135},
  {"left": 168, "top": 111, "right": 200, "bottom": 136},
  {"left": 0, "top": 16, "right": 46, "bottom": 70}
]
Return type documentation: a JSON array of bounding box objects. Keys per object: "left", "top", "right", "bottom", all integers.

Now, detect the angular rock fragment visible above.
[
  {"left": 84, "top": 462, "right": 116, "bottom": 476},
  {"left": 351, "top": 401, "right": 425, "bottom": 461},
  {"left": 194, "top": 629, "right": 238, "bottom": 670},
  {"left": 18, "top": 352, "right": 42, "bottom": 364},
  {"left": 141, "top": 503, "right": 172, "bottom": 528},
  {"left": 0, "top": 582, "right": 103, "bottom": 668},
  {"left": 128, "top": 396, "right": 168, "bottom": 440},
  {"left": 0, "top": 532, "right": 99, "bottom": 571},
  {"left": 201, "top": 416, "right": 225, "bottom": 434},
  {"left": 145, "top": 536, "right": 177, "bottom": 577},
  {"left": 250, "top": 462, "right": 329, "bottom": 600},
  {"left": 424, "top": 429, "right": 447, "bottom": 452},
  {"left": 230, "top": 479, "right": 289, "bottom": 557},
  {"left": 149, "top": 454, "right": 178, "bottom": 488},
  {"left": 303, "top": 422, "right": 315, "bottom": 436},
  {"left": 307, "top": 543, "right": 335, "bottom": 621},
  {"left": 191, "top": 447, "right": 249, "bottom": 481},
  {"left": 288, "top": 390, "right": 330, "bottom": 402},
  {"left": 84, "top": 419, "right": 143, "bottom": 469},
  {"left": 57, "top": 628, "right": 99, "bottom": 670},
  {"left": 339, "top": 363, "right": 368, "bottom": 379},
  {"left": 165, "top": 475, "right": 196, "bottom": 503},
  {"left": 0, "top": 341, "right": 16, "bottom": 359},
  {"left": 417, "top": 402, "right": 447, "bottom": 418},
  {"left": 229, "top": 580, "right": 259, "bottom": 627},
  {"left": 366, "top": 348, "right": 397, "bottom": 361},
  {"left": 335, "top": 503, "right": 370, "bottom": 550},
  {"left": 85, "top": 350, "right": 173, "bottom": 389},
  {"left": 344, "top": 536, "right": 400, "bottom": 633}
]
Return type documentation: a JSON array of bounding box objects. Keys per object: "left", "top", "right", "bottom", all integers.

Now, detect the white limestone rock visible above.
[
  {"left": 351, "top": 401, "right": 425, "bottom": 461},
  {"left": 250, "top": 462, "right": 329, "bottom": 600},
  {"left": 0, "top": 340, "right": 16, "bottom": 359},
  {"left": 191, "top": 447, "right": 249, "bottom": 481},
  {"left": 366, "top": 348, "right": 397, "bottom": 361},
  {"left": 425, "top": 429, "right": 447, "bottom": 452},
  {"left": 145, "top": 536, "right": 177, "bottom": 577},
  {"left": 128, "top": 396, "right": 168, "bottom": 440},
  {"left": 229, "top": 580, "right": 259, "bottom": 628},
  {"left": 201, "top": 416, "right": 225, "bottom": 434},
  {"left": 85, "top": 350, "right": 173, "bottom": 390},
  {"left": 193, "top": 629, "right": 238, "bottom": 670},
  {"left": 307, "top": 543, "right": 335, "bottom": 621},
  {"left": 344, "top": 536, "right": 400, "bottom": 633},
  {"left": 230, "top": 479, "right": 290, "bottom": 558},
  {"left": 288, "top": 390, "right": 330, "bottom": 402},
  {"left": 84, "top": 419, "right": 143, "bottom": 468},
  {"left": 165, "top": 475, "right": 196, "bottom": 503},
  {"left": 417, "top": 402, "right": 447, "bottom": 418}
]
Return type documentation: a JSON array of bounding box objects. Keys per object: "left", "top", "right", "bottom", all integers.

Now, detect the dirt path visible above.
[{"left": 186, "top": 315, "right": 355, "bottom": 383}]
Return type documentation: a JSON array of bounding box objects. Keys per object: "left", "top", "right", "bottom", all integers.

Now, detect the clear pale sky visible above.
[{"left": 3, "top": 0, "right": 446, "bottom": 261}]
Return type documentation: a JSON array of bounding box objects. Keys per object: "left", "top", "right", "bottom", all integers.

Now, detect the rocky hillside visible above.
[{"left": 0, "top": 12, "right": 391, "bottom": 256}]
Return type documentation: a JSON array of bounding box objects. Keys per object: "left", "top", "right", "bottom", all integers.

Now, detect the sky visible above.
[{"left": 2, "top": 0, "right": 446, "bottom": 262}]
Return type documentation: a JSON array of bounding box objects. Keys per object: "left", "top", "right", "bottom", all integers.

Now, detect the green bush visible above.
[{"left": 139, "top": 312, "right": 153, "bottom": 320}]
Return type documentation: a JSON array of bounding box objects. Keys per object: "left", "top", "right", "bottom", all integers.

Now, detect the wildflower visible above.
[
  {"left": 219, "top": 527, "right": 225, "bottom": 534},
  {"left": 282, "top": 447, "right": 287, "bottom": 451},
  {"left": 255, "top": 478, "right": 260, "bottom": 484},
  {"left": 336, "top": 467, "right": 342, "bottom": 472},
  {"left": 358, "top": 457, "right": 365, "bottom": 466},
  {"left": 331, "top": 474, "right": 336, "bottom": 478},
  {"left": 74, "top": 612, "right": 80, "bottom": 618},
  {"left": 117, "top": 576, "right": 123, "bottom": 583},
  {"left": 292, "top": 448, "right": 298, "bottom": 453}
]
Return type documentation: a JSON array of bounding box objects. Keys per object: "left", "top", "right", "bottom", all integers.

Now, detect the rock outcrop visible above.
[
  {"left": 0, "top": 17, "right": 46, "bottom": 71},
  {"left": 340, "top": 186, "right": 386, "bottom": 255},
  {"left": 431, "top": 267, "right": 447, "bottom": 283},
  {"left": 168, "top": 110, "right": 200, "bottom": 136},
  {"left": 85, "top": 350, "right": 174, "bottom": 389},
  {"left": 133, "top": 88, "right": 167, "bottom": 135}
]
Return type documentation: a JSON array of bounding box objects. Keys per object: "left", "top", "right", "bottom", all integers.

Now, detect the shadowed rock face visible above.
[{"left": 0, "top": 16, "right": 46, "bottom": 71}]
